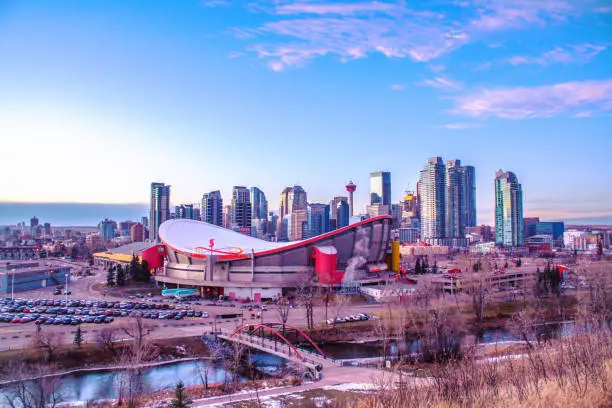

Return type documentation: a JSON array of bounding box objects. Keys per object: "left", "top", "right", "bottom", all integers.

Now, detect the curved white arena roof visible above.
[
  {"left": 159, "top": 216, "right": 393, "bottom": 258},
  {"left": 159, "top": 219, "right": 288, "bottom": 256}
]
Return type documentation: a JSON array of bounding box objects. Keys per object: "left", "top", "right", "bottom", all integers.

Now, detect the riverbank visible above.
[{"left": 0, "top": 335, "right": 210, "bottom": 381}]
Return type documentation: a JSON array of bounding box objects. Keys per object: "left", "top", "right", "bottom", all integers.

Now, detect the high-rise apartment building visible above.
[
  {"left": 446, "top": 160, "right": 477, "bottom": 239},
  {"left": 130, "top": 222, "right": 145, "bottom": 242},
  {"left": 460, "top": 165, "right": 477, "bottom": 229},
  {"left": 308, "top": 203, "right": 330, "bottom": 238},
  {"left": 250, "top": 187, "right": 268, "bottom": 222},
  {"left": 419, "top": 157, "right": 446, "bottom": 242},
  {"left": 231, "top": 186, "right": 252, "bottom": 229},
  {"left": 98, "top": 218, "right": 117, "bottom": 241},
  {"left": 202, "top": 191, "right": 223, "bottom": 226},
  {"left": 175, "top": 204, "right": 195, "bottom": 220},
  {"left": 149, "top": 182, "right": 170, "bottom": 242},
  {"left": 370, "top": 171, "right": 391, "bottom": 206},
  {"left": 495, "top": 170, "right": 524, "bottom": 247},
  {"left": 222, "top": 205, "right": 232, "bottom": 229}
]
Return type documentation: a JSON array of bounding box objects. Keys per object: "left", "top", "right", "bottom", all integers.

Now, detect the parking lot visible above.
[{"left": 0, "top": 296, "right": 209, "bottom": 327}]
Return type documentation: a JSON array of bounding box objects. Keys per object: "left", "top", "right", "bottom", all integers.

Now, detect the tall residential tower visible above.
[
  {"left": 495, "top": 170, "right": 524, "bottom": 247},
  {"left": 149, "top": 182, "right": 170, "bottom": 241},
  {"left": 202, "top": 191, "right": 223, "bottom": 226}
]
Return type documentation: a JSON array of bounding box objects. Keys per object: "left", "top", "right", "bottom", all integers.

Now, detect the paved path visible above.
[{"left": 191, "top": 364, "right": 389, "bottom": 407}]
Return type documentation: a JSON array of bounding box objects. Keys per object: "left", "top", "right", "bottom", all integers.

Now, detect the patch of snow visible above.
[{"left": 321, "top": 382, "right": 378, "bottom": 392}]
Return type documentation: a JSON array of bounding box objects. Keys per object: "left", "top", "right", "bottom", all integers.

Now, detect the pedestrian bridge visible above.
[{"left": 215, "top": 323, "right": 338, "bottom": 380}]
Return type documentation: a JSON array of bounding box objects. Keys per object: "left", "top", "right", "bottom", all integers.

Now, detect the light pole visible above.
[
  {"left": 64, "top": 273, "right": 69, "bottom": 304},
  {"left": 10, "top": 269, "right": 15, "bottom": 301}
]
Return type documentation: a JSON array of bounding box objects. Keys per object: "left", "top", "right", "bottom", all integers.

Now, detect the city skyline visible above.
[{"left": 1, "top": 1, "right": 611, "bottom": 226}]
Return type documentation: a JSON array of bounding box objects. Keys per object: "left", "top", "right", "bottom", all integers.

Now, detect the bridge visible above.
[{"left": 215, "top": 323, "right": 338, "bottom": 380}]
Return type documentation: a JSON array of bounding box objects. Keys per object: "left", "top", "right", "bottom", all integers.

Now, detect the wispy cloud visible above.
[
  {"left": 275, "top": 2, "right": 402, "bottom": 16},
  {"left": 508, "top": 44, "right": 606, "bottom": 66},
  {"left": 222, "top": 0, "right": 603, "bottom": 71},
  {"left": 390, "top": 84, "right": 405, "bottom": 91},
  {"left": 418, "top": 76, "right": 463, "bottom": 91},
  {"left": 469, "top": 0, "right": 577, "bottom": 31},
  {"left": 202, "top": 0, "right": 230, "bottom": 7},
  {"left": 440, "top": 122, "right": 484, "bottom": 130},
  {"left": 452, "top": 79, "right": 612, "bottom": 119}
]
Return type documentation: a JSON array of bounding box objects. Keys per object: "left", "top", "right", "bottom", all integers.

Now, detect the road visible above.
[{"left": 0, "top": 259, "right": 385, "bottom": 351}]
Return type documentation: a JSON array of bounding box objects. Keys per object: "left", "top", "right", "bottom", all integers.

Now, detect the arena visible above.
[{"left": 155, "top": 216, "right": 394, "bottom": 301}]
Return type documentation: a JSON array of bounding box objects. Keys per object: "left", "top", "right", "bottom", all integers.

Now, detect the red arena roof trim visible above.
[{"left": 158, "top": 216, "right": 392, "bottom": 260}]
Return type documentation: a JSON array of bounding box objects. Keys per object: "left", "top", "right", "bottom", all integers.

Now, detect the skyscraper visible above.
[
  {"left": 370, "top": 171, "right": 391, "bottom": 206},
  {"left": 419, "top": 157, "right": 446, "bottom": 243},
  {"left": 446, "top": 160, "right": 463, "bottom": 238},
  {"left": 231, "top": 186, "right": 252, "bottom": 229},
  {"left": 279, "top": 187, "right": 293, "bottom": 220},
  {"left": 329, "top": 196, "right": 348, "bottom": 230},
  {"left": 202, "top": 191, "right": 223, "bottom": 226},
  {"left": 345, "top": 181, "right": 356, "bottom": 217},
  {"left": 336, "top": 200, "right": 350, "bottom": 229},
  {"left": 289, "top": 185, "right": 308, "bottom": 212},
  {"left": 175, "top": 204, "right": 194, "bottom": 219},
  {"left": 460, "top": 165, "right": 477, "bottom": 229},
  {"left": 308, "top": 203, "right": 330, "bottom": 238},
  {"left": 495, "top": 170, "right": 524, "bottom": 247},
  {"left": 250, "top": 187, "right": 268, "bottom": 221},
  {"left": 446, "top": 160, "right": 477, "bottom": 238},
  {"left": 150, "top": 182, "right": 170, "bottom": 242},
  {"left": 98, "top": 218, "right": 117, "bottom": 241}
]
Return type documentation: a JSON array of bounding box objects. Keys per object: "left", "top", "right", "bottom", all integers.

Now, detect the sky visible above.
[{"left": 1, "top": 0, "right": 611, "bottom": 226}]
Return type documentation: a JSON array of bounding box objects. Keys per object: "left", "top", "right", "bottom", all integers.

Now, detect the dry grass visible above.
[{"left": 351, "top": 327, "right": 612, "bottom": 408}]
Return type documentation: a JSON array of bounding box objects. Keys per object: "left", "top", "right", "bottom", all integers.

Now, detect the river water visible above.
[
  {"left": 0, "top": 353, "right": 285, "bottom": 406},
  {"left": 0, "top": 322, "right": 591, "bottom": 405}
]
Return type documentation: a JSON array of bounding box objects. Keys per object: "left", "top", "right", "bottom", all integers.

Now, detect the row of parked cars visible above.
[
  {"left": 0, "top": 297, "right": 208, "bottom": 326},
  {"left": 0, "top": 313, "right": 114, "bottom": 325},
  {"left": 326, "top": 313, "right": 371, "bottom": 325}
]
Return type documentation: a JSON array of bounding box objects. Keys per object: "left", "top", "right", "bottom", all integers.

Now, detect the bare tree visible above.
[
  {"left": 463, "top": 256, "right": 492, "bottom": 324},
  {"left": 122, "top": 317, "right": 154, "bottom": 360},
  {"left": 4, "top": 361, "right": 64, "bottom": 408},
  {"left": 38, "top": 329, "right": 60, "bottom": 363},
  {"left": 330, "top": 294, "right": 350, "bottom": 328},
  {"left": 274, "top": 297, "right": 292, "bottom": 337},
  {"left": 97, "top": 327, "right": 119, "bottom": 357},
  {"left": 295, "top": 278, "right": 317, "bottom": 330}
]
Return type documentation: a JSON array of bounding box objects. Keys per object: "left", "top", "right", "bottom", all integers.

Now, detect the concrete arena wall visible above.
[{"left": 160, "top": 217, "right": 392, "bottom": 290}]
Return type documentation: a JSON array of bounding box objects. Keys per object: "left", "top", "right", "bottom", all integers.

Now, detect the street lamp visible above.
[
  {"left": 64, "top": 273, "right": 69, "bottom": 304},
  {"left": 10, "top": 269, "right": 15, "bottom": 301}
]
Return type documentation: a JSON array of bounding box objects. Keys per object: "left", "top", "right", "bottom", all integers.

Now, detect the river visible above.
[{"left": 0, "top": 352, "right": 286, "bottom": 406}]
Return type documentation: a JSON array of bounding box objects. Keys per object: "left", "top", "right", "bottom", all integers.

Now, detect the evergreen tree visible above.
[
  {"left": 423, "top": 257, "right": 429, "bottom": 271},
  {"left": 516, "top": 258, "right": 522, "bottom": 267},
  {"left": 415, "top": 258, "right": 421, "bottom": 274},
  {"left": 139, "top": 259, "right": 151, "bottom": 283},
  {"left": 170, "top": 381, "right": 192, "bottom": 408},
  {"left": 129, "top": 254, "right": 139, "bottom": 280},
  {"left": 432, "top": 261, "right": 438, "bottom": 274},
  {"left": 74, "top": 326, "right": 83, "bottom": 348},
  {"left": 116, "top": 264, "right": 126, "bottom": 286},
  {"left": 106, "top": 265, "right": 115, "bottom": 287}
]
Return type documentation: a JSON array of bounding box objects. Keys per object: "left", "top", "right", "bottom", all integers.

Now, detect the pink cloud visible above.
[
  {"left": 440, "top": 122, "right": 483, "bottom": 130},
  {"left": 469, "top": 0, "right": 577, "bottom": 31},
  {"left": 508, "top": 44, "right": 606, "bottom": 66},
  {"left": 276, "top": 2, "right": 401, "bottom": 16},
  {"left": 226, "top": 0, "right": 603, "bottom": 71},
  {"left": 390, "top": 84, "right": 405, "bottom": 91},
  {"left": 418, "top": 76, "right": 463, "bottom": 91},
  {"left": 452, "top": 79, "right": 612, "bottom": 119}
]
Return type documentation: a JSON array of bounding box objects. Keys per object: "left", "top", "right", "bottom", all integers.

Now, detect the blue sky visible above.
[{"left": 1, "top": 0, "right": 611, "bottom": 225}]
